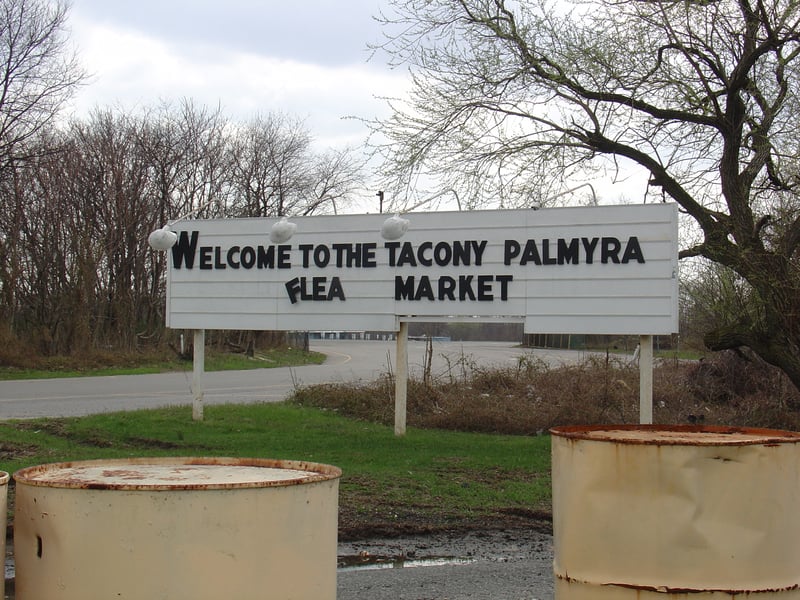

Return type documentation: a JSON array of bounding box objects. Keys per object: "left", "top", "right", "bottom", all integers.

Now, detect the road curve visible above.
[{"left": 0, "top": 340, "right": 588, "bottom": 420}]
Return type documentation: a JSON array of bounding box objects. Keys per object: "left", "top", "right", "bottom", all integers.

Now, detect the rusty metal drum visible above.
[
  {"left": 551, "top": 425, "right": 800, "bottom": 598},
  {"left": 13, "top": 457, "right": 341, "bottom": 600}
]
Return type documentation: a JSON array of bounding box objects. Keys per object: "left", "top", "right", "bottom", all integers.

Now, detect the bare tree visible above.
[
  {"left": 227, "top": 113, "right": 362, "bottom": 217},
  {"left": 227, "top": 113, "right": 309, "bottom": 217},
  {"left": 0, "top": 100, "right": 366, "bottom": 357},
  {"left": 136, "top": 101, "right": 229, "bottom": 339},
  {"left": 0, "top": 0, "right": 85, "bottom": 177},
  {"left": 166, "top": 101, "right": 228, "bottom": 219},
  {"left": 373, "top": 0, "right": 800, "bottom": 389},
  {"left": 307, "top": 148, "right": 364, "bottom": 215},
  {"left": 0, "top": 0, "right": 85, "bottom": 347}
]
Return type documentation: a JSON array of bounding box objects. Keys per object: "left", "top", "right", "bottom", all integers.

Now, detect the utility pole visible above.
[{"left": 377, "top": 190, "right": 384, "bottom": 213}]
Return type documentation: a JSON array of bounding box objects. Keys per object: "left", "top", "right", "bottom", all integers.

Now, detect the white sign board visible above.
[{"left": 165, "top": 204, "right": 679, "bottom": 334}]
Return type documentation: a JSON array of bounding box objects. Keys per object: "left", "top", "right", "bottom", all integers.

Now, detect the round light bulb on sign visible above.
[
  {"left": 148, "top": 225, "right": 178, "bottom": 251},
  {"left": 381, "top": 214, "right": 409, "bottom": 241},
  {"left": 270, "top": 217, "right": 297, "bottom": 244}
]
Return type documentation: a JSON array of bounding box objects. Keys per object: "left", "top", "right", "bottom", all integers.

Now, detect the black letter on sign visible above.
[
  {"left": 504, "top": 240, "right": 520, "bottom": 266},
  {"left": 439, "top": 276, "right": 456, "bottom": 301},
  {"left": 285, "top": 278, "right": 302, "bottom": 304},
  {"left": 395, "top": 276, "right": 415, "bottom": 300},
  {"left": 622, "top": 236, "right": 645, "bottom": 263},
  {"left": 329, "top": 277, "right": 345, "bottom": 300},
  {"left": 558, "top": 239, "right": 579, "bottom": 265},
  {"left": 171, "top": 231, "right": 198, "bottom": 269},
  {"left": 601, "top": 237, "right": 621, "bottom": 264}
]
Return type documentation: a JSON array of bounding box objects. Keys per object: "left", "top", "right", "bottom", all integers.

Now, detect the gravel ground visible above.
[{"left": 338, "top": 529, "right": 555, "bottom": 600}]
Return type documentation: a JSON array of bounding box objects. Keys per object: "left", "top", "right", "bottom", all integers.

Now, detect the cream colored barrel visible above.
[
  {"left": 13, "top": 457, "right": 341, "bottom": 600},
  {"left": 551, "top": 425, "right": 800, "bottom": 598},
  {"left": 0, "top": 470, "right": 8, "bottom": 600}
]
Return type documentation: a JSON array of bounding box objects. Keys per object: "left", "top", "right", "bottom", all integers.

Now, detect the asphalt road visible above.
[{"left": 0, "top": 339, "right": 589, "bottom": 420}]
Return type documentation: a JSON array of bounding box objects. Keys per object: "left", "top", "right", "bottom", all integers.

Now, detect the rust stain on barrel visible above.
[
  {"left": 14, "top": 456, "right": 342, "bottom": 491},
  {"left": 550, "top": 424, "right": 800, "bottom": 446}
]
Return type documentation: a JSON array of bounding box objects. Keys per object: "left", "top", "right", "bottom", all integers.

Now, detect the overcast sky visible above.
[
  {"left": 65, "top": 0, "right": 406, "bottom": 151},
  {"left": 63, "top": 0, "right": 648, "bottom": 208}
]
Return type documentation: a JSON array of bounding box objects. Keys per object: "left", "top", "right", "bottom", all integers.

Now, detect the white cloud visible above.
[{"left": 66, "top": 12, "right": 408, "bottom": 151}]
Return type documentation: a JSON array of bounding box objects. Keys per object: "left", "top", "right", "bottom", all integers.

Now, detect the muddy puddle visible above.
[{"left": 339, "top": 553, "right": 477, "bottom": 572}]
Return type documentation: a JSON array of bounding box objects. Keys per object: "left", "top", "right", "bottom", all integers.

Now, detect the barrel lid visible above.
[
  {"left": 550, "top": 424, "right": 800, "bottom": 446},
  {"left": 14, "top": 457, "right": 341, "bottom": 490}
]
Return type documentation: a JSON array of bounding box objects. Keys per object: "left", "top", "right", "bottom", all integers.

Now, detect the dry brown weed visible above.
[{"left": 291, "top": 350, "right": 800, "bottom": 433}]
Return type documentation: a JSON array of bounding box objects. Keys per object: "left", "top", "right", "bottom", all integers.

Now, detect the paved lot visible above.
[{"left": 338, "top": 530, "right": 555, "bottom": 600}]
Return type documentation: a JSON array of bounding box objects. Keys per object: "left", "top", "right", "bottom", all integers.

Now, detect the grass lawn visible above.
[{"left": 0, "top": 402, "right": 552, "bottom": 538}]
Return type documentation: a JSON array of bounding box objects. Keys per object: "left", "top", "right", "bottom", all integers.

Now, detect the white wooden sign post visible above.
[
  {"left": 160, "top": 204, "right": 679, "bottom": 432},
  {"left": 639, "top": 334, "right": 654, "bottom": 425},
  {"left": 192, "top": 329, "right": 205, "bottom": 422},
  {"left": 395, "top": 322, "right": 409, "bottom": 435}
]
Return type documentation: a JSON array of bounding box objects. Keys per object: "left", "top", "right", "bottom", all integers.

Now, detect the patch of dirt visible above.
[
  {"left": 338, "top": 501, "right": 552, "bottom": 542},
  {"left": 14, "top": 421, "right": 68, "bottom": 437},
  {"left": 0, "top": 443, "right": 38, "bottom": 461},
  {"left": 338, "top": 469, "right": 552, "bottom": 542},
  {"left": 124, "top": 437, "right": 187, "bottom": 450}
]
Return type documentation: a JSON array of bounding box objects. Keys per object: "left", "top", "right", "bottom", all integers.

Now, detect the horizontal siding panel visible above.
[
  {"left": 525, "top": 315, "right": 677, "bottom": 335},
  {"left": 525, "top": 296, "right": 672, "bottom": 317},
  {"left": 168, "top": 312, "right": 396, "bottom": 332}
]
